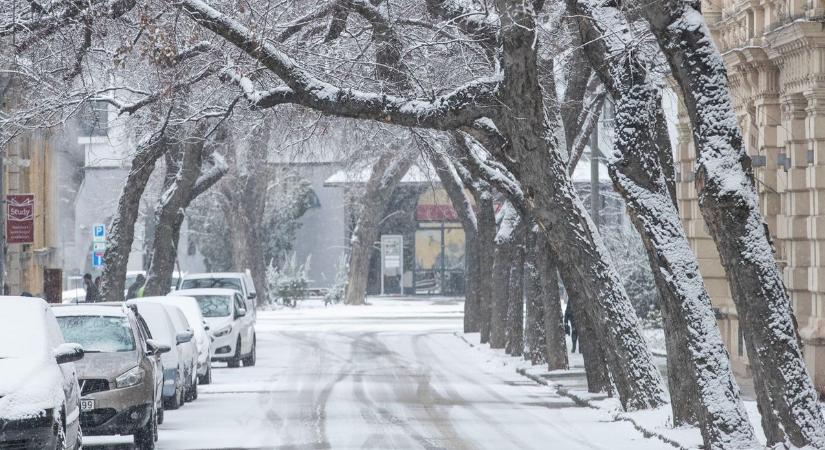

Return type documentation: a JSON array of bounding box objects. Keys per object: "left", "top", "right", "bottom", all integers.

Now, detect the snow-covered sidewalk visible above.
[{"left": 457, "top": 333, "right": 778, "bottom": 449}]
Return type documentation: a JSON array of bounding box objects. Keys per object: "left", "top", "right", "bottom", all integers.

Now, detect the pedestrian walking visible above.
[
  {"left": 83, "top": 273, "right": 100, "bottom": 303},
  {"left": 564, "top": 301, "right": 578, "bottom": 353},
  {"left": 126, "top": 274, "right": 145, "bottom": 300}
]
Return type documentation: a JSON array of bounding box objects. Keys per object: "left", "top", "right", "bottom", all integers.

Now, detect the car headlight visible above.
[
  {"left": 213, "top": 325, "right": 231, "bottom": 337},
  {"left": 115, "top": 366, "right": 144, "bottom": 389}
]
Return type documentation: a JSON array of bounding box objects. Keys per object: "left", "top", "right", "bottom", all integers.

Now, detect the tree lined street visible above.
[{"left": 86, "top": 298, "right": 668, "bottom": 450}]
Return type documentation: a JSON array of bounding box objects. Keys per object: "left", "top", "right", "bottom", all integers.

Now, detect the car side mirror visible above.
[
  {"left": 236, "top": 307, "right": 247, "bottom": 318},
  {"left": 176, "top": 331, "right": 194, "bottom": 344},
  {"left": 54, "top": 343, "right": 84, "bottom": 365},
  {"left": 146, "top": 339, "right": 171, "bottom": 356},
  {"left": 247, "top": 292, "right": 256, "bottom": 300}
]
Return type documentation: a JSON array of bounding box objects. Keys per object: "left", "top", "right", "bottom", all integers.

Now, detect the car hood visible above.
[
  {"left": 204, "top": 316, "right": 233, "bottom": 332},
  {"left": 73, "top": 351, "right": 140, "bottom": 380},
  {"left": 0, "top": 357, "right": 63, "bottom": 420}
]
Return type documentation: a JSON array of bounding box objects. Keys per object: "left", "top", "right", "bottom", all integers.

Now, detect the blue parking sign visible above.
[{"left": 93, "top": 224, "right": 105, "bottom": 239}]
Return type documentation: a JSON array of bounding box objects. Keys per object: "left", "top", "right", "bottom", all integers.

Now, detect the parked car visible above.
[
  {"left": 175, "top": 288, "right": 256, "bottom": 368},
  {"left": 125, "top": 301, "right": 189, "bottom": 411},
  {"left": 146, "top": 295, "right": 213, "bottom": 384},
  {"left": 53, "top": 304, "right": 167, "bottom": 450},
  {"left": 156, "top": 304, "right": 198, "bottom": 401},
  {"left": 0, "top": 297, "right": 85, "bottom": 450},
  {"left": 125, "top": 271, "right": 184, "bottom": 296},
  {"left": 178, "top": 272, "right": 257, "bottom": 318}
]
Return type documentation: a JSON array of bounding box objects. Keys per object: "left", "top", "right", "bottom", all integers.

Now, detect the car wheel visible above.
[
  {"left": 133, "top": 409, "right": 156, "bottom": 450},
  {"left": 199, "top": 365, "right": 212, "bottom": 385},
  {"left": 227, "top": 337, "right": 241, "bottom": 368},
  {"left": 191, "top": 380, "right": 198, "bottom": 401},
  {"left": 157, "top": 406, "right": 164, "bottom": 425},
  {"left": 164, "top": 386, "right": 182, "bottom": 410},
  {"left": 242, "top": 336, "right": 256, "bottom": 367},
  {"left": 53, "top": 408, "right": 66, "bottom": 450}
]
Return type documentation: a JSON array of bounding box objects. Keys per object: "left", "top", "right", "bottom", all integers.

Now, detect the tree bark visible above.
[
  {"left": 472, "top": 182, "right": 496, "bottom": 343},
  {"left": 537, "top": 232, "right": 568, "bottom": 370},
  {"left": 642, "top": 1, "right": 825, "bottom": 445},
  {"left": 524, "top": 224, "right": 546, "bottom": 364},
  {"left": 434, "top": 152, "right": 480, "bottom": 332},
  {"left": 343, "top": 152, "right": 414, "bottom": 305},
  {"left": 489, "top": 203, "right": 519, "bottom": 349},
  {"left": 99, "top": 129, "right": 168, "bottom": 303},
  {"left": 505, "top": 220, "right": 526, "bottom": 356}
]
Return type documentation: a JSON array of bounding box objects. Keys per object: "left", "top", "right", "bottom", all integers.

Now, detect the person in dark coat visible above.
[
  {"left": 564, "top": 300, "right": 578, "bottom": 353},
  {"left": 126, "top": 274, "right": 145, "bottom": 300},
  {"left": 84, "top": 273, "right": 100, "bottom": 303}
]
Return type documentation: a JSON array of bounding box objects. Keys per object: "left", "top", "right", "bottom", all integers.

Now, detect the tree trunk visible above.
[
  {"left": 434, "top": 152, "right": 480, "bottom": 332},
  {"left": 505, "top": 220, "right": 526, "bottom": 356},
  {"left": 473, "top": 183, "right": 496, "bottom": 343},
  {"left": 344, "top": 152, "right": 414, "bottom": 305},
  {"left": 539, "top": 234, "right": 568, "bottom": 370},
  {"left": 524, "top": 224, "right": 546, "bottom": 364},
  {"left": 144, "top": 127, "right": 207, "bottom": 296},
  {"left": 99, "top": 130, "right": 168, "bottom": 303},
  {"left": 642, "top": 2, "right": 825, "bottom": 445},
  {"left": 489, "top": 203, "right": 519, "bottom": 349}
]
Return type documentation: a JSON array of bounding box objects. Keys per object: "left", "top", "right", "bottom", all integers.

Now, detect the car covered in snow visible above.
[
  {"left": 53, "top": 303, "right": 168, "bottom": 450},
  {"left": 0, "top": 297, "right": 85, "bottom": 450},
  {"left": 124, "top": 301, "right": 190, "bottom": 412},
  {"left": 175, "top": 288, "right": 256, "bottom": 368},
  {"left": 178, "top": 272, "right": 257, "bottom": 317},
  {"left": 145, "top": 295, "right": 213, "bottom": 384}
]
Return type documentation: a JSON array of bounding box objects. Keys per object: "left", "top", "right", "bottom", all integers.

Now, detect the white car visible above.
[
  {"left": 125, "top": 301, "right": 190, "bottom": 410},
  {"left": 178, "top": 272, "right": 257, "bottom": 319},
  {"left": 143, "top": 296, "right": 212, "bottom": 384},
  {"left": 157, "top": 304, "right": 198, "bottom": 401},
  {"left": 0, "top": 297, "right": 85, "bottom": 449},
  {"left": 175, "top": 288, "right": 256, "bottom": 368}
]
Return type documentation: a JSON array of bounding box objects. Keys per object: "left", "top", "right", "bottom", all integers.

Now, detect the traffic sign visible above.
[
  {"left": 93, "top": 224, "right": 106, "bottom": 242},
  {"left": 92, "top": 252, "right": 104, "bottom": 268}
]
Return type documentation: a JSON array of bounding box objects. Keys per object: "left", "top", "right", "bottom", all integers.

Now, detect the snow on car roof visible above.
[
  {"left": 52, "top": 304, "right": 127, "bottom": 317},
  {"left": 181, "top": 272, "right": 245, "bottom": 278},
  {"left": 0, "top": 298, "right": 51, "bottom": 358}
]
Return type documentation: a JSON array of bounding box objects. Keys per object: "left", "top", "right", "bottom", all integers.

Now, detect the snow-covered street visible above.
[{"left": 85, "top": 297, "right": 669, "bottom": 449}]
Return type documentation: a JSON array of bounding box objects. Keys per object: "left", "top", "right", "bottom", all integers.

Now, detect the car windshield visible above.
[
  {"left": 0, "top": 303, "right": 48, "bottom": 358},
  {"left": 193, "top": 295, "right": 231, "bottom": 317},
  {"left": 56, "top": 315, "right": 136, "bottom": 352},
  {"left": 181, "top": 278, "right": 242, "bottom": 294}
]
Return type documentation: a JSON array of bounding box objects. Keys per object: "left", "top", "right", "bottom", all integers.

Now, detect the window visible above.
[
  {"left": 79, "top": 100, "right": 109, "bottom": 137},
  {"left": 193, "top": 295, "right": 231, "bottom": 317},
  {"left": 56, "top": 315, "right": 136, "bottom": 352}
]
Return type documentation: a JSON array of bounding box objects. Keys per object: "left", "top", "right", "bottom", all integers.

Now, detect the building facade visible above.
[{"left": 678, "top": 0, "right": 825, "bottom": 389}]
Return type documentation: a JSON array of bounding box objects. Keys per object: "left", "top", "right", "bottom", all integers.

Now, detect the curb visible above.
[{"left": 515, "top": 368, "right": 687, "bottom": 450}]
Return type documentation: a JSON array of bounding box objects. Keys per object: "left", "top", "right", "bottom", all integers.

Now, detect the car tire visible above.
[
  {"left": 199, "top": 365, "right": 212, "bottom": 385},
  {"left": 227, "top": 337, "right": 241, "bottom": 368},
  {"left": 133, "top": 409, "right": 156, "bottom": 450},
  {"left": 164, "top": 387, "right": 182, "bottom": 410},
  {"left": 157, "top": 406, "right": 164, "bottom": 425},
  {"left": 191, "top": 381, "right": 198, "bottom": 401},
  {"left": 54, "top": 408, "right": 66, "bottom": 450},
  {"left": 242, "top": 336, "right": 256, "bottom": 367}
]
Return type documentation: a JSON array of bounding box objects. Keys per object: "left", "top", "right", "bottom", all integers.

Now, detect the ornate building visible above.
[{"left": 678, "top": 0, "right": 825, "bottom": 390}]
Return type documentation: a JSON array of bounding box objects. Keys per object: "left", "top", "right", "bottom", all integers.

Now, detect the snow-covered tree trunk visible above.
[
  {"left": 100, "top": 129, "right": 169, "bottom": 303},
  {"left": 642, "top": 1, "right": 825, "bottom": 445},
  {"left": 472, "top": 182, "right": 496, "bottom": 343},
  {"left": 489, "top": 203, "right": 519, "bottom": 349},
  {"left": 505, "top": 220, "right": 526, "bottom": 356},
  {"left": 434, "top": 152, "right": 481, "bottom": 332},
  {"left": 144, "top": 129, "right": 207, "bottom": 296},
  {"left": 524, "top": 224, "right": 547, "bottom": 364},
  {"left": 535, "top": 232, "right": 570, "bottom": 370},
  {"left": 571, "top": 1, "right": 759, "bottom": 445},
  {"left": 344, "top": 152, "right": 414, "bottom": 305}
]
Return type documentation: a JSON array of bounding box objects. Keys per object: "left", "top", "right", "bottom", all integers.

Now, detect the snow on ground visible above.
[{"left": 85, "top": 297, "right": 676, "bottom": 449}]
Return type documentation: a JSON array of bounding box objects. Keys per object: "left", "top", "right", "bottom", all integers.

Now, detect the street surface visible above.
[{"left": 86, "top": 297, "right": 669, "bottom": 449}]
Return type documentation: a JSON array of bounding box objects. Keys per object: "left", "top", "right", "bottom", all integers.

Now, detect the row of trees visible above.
[{"left": 1, "top": 0, "right": 824, "bottom": 447}]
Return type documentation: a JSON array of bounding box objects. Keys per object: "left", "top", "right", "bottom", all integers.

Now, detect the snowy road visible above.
[{"left": 87, "top": 298, "right": 670, "bottom": 449}]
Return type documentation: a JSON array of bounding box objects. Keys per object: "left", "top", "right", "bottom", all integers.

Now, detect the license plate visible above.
[{"left": 80, "top": 399, "right": 95, "bottom": 411}]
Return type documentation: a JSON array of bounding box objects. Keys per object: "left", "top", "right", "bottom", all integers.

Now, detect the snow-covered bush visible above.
[
  {"left": 266, "top": 254, "right": 311, "bottom": 307},
  {"left": 324, "top": 254, "right": 348, "bottom": 305}
]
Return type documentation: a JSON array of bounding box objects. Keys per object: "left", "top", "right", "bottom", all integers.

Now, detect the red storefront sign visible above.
[{"left": 6, "top": 194, "right": 34, "bottom": 244}]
